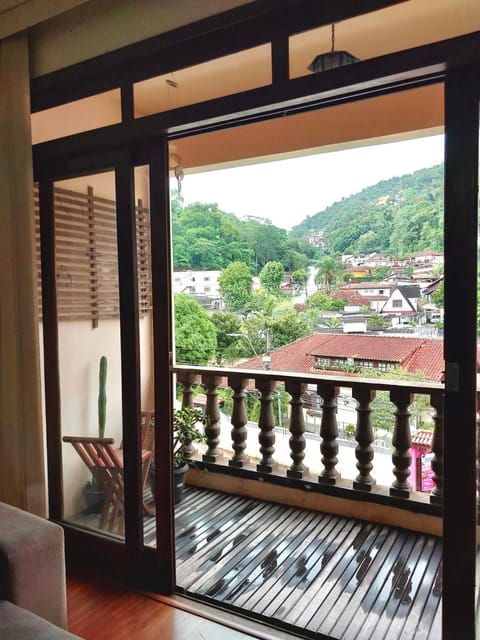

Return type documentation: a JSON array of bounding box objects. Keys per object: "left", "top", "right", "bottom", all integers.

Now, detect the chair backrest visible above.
[
  {"left": 62, "top": 435, "right": 125, "bottom": 494},
  {"left": 140, "top": 411, "right": 155, "bottom": 455},
  {"left": 62, "top": 436, "right": 122, "bottom": 472}
]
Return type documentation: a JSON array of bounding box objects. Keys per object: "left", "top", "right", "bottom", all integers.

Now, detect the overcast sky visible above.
[{"left": 175, "top": 134, "right": 444, "bottom": 231}]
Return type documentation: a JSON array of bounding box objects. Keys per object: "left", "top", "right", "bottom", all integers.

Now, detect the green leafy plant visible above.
[{"left": 173, "top": 407, "right": 208, "bottom": 469}]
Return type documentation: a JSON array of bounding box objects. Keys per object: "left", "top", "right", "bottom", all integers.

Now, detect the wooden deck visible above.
[
  {"left": 162, "top": 487, "right": 442, "bottom": 640},
  {"left": 72, "top": 486, "right": 442, "bottom": 639}
]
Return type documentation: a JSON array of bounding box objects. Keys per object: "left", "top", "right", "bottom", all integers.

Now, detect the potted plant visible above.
[
  {"left": 150, "top": 406, "right": 207, "bottom": 504},
  {"left": 83, "top": 355, "right": 107, "bottom": 513}
]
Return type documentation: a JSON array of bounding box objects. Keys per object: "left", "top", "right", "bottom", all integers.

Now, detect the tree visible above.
[
  {"left": 243, "top": 220, "right": 288, "bottom": 271},
  {"left": 292, "top": 269, "right": 308, "bottom": 295},
  {"left": 431, "top": 280, "right": 444, "bottom": 307},
  {"left": 307, "top": 291, "right": 345, "bottom": 311},
  {"left": 270, "top": 310, "right": 309, "bottom": 348},
  {"left": 315, "top": 256, "right": 341, "bottom": 295},
  {"left": 259, "top": 261, "right": 284, "bottom": 295},
  {"left": 372, "top": 265, "right": 390, "bottom": 280},
  {"left": 174, "top": 294, "right": 216, "bottom": 365},
  {"left": 210, "top": 312, "right": 242, "bottom": 362},
  {"left": 367, "top": 312, "right": 389, "bottom": 330},
  {"left": 218, "top": 261, "right": 253, "bottom": 312}
]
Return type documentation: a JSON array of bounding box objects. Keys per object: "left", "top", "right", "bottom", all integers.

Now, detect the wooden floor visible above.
[
  {"left": 66, "top": 571, "right": 268, "bottom": 640},
  {"left": 161, "top": 488, "right": 443, "bottom": 640}
]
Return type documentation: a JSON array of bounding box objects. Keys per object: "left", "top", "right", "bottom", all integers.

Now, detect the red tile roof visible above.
[
  {"left": 411, "top": 429, "right": 433, "bottom": 449},
  {"left": 308, "top": 334, "right": 426, "bottom": 363},
  {"left": 338, "top": 281, "right": 392, "bottom": 291},
  {"left": 237, "top": 333, "right": 445, "bottom": 382}
]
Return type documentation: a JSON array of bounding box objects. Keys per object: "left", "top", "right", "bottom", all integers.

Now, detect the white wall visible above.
[{"left": 60, "top": 315, "right": 153, "bottom": 518}]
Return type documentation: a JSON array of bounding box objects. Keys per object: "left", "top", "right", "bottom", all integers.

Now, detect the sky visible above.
[{"left": 176, "top": 134, "right": 444, "bottom": 231}]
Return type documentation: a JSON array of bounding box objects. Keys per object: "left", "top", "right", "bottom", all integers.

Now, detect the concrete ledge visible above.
[{"left": 187, "top": 467, "right": 443, "bottom": 537}]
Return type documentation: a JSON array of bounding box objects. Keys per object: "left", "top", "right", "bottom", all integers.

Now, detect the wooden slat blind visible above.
[{"left": 34, "top": 184, "right": 152, "bottom": 324}]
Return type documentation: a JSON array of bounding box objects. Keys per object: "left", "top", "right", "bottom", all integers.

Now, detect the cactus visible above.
[{"left": 98, "top": 355, "right": 107, "bottom": 438}]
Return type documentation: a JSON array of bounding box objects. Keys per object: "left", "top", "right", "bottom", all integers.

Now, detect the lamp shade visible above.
[{"left": 308, "top": 50, "right": 359, "bottom": 73}]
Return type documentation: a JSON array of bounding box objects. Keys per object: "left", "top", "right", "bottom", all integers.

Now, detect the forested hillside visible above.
[
  {"left": 171, "top": 194, "right": 317, "bottom": 273},
  {"left": 289, "top": 164, "right": 444, "bottom": 257}
]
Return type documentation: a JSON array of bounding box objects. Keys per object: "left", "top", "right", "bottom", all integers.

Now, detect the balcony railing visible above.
[{"left": 173, "top": 365, "right": 444, "bottom": 528}]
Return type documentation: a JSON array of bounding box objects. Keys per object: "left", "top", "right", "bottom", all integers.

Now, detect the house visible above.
[
  {"left": 342, "top": 314, "right": 368, "bottom": 333},
  {"left": 238, "top": 333, "right": 445, "bottom": 382},
  {"left": 1, "top": 1, "right": 479, "bottom": 638},
  {"left": 336, "top": 281, "right": 392, "bottom": 311},
  {"left": 408, "top": 250, "right": 445, "bottom": 267},
  {"left": 380, "top": 284, "right": 421, "bottom": 323},
  {"left": 173, "top": 270, "right": 223, "bottom": 309}
]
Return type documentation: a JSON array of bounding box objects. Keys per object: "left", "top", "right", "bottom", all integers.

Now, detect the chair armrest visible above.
[{"left": 0, "top": 502, "right": 68, "bottom": 630}]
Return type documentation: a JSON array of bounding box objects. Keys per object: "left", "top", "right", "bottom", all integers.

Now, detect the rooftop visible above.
[{"left": 238, "top": 333, "right": 445, "bottom": 381}]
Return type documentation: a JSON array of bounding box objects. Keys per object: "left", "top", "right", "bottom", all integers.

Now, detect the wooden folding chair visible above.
[
  {"left": 140, "top": 411, "right": 155, "bottom": 516},
  {"left": 63, "top": 435, "right": 152, "bottom": 535}
]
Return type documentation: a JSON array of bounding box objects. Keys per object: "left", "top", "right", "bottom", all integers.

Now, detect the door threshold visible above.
[{"left": 142, "top": 589, "right": 307, "bottom": 640}]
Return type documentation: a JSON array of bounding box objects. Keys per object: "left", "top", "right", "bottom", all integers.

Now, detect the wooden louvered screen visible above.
[{"left": 34, "top": 184, "right": 152, "bottom": 324}]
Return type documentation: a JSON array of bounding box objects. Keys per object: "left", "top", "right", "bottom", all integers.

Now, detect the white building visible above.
[{"left": 173, "top": 270, "right": 223, "bottom": 309}]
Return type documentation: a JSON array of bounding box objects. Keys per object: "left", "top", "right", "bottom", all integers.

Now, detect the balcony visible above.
[
  {"left": 71, "top": 364, "right": 444, "bottom": 638},
  {"left": 168, "top": 365, "right": 443, "bottom": 639}
]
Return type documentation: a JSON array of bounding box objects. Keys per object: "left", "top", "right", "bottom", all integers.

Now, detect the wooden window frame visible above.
[{"left": 32, "top": 3, "right": 480, "bottom": 636}]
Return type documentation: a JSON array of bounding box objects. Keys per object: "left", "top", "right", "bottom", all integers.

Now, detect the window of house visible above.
[{"left": 393, "top": 299, "right": 403, "bottom": 308}]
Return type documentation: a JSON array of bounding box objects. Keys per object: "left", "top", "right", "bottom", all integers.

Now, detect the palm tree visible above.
[{"left": 315, "top": 256, "right": 340, "bottom": 295}]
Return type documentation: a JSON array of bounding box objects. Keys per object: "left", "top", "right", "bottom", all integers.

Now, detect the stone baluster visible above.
[
  {"left": 352, "top": 388, "right": 376, "bottom": 491},
  {"left": 177, "top": 373, "right": 200, "bottom": 458},
  {"left": 429, "top": 390, "right": 444, "bottom": 505},
  {"left": 286, "top": 381, "right": 308, "bottom": 479},
  {"left": 202, "top": 375, "right": 223, "bottom": 463},
  {"left": 390, "top": 389, "right": 413, "bottom": 498},
  {"left": 228, "top": 375, "right": 250, "bottom": 468},
  {"left": 256, "top": 379, "right": 277, "bottom": 473},
  {"left": 317, "top": 383, "right": 340, "bottom": 484}
]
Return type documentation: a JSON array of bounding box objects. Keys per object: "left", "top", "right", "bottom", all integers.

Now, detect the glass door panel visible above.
[{"left": 53, "top": 171, "right": 126, "bottom": 538}]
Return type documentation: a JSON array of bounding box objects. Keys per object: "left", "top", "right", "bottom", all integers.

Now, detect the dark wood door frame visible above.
[
  {"left": 33, "top": 15, "right": 480, "bottom": 629},
  {"left": 36, "top": 146, "right": 175, "bottom": 591},
  {"left": 443, "top": 65, "right": 480, "bottom": 639}
]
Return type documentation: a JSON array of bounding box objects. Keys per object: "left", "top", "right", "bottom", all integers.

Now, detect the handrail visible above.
[{"left": 172, "top": 364, "right": 444, "bottom": 510}]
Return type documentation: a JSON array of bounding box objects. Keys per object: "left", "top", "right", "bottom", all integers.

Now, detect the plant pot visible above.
[
  {"left": 83, "top": 484, "right": 105, "bottom": 514},
  {"left": 174, "top": 462, "right": 189, "bottom": 504},
  {"left": 149, "top": 462, "right": 189, "bottom": 504}
]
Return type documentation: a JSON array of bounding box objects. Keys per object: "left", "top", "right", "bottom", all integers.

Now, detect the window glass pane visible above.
[
  {"left": 31, "top": 90, "right": 121, "bottom": 144},
  {"left": 134, "top": 45, "right": 271, "bottom": 118},
  {"left": 289, "top": 1, "right": 480, "bottom": 79},
  {"left": 51, "top": 171, "right": 125, "bottom": 539}
]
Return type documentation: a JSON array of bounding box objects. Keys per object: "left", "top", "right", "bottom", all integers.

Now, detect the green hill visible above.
[{"left": 289, "top": 164, "right": 444, "bottom": 257}]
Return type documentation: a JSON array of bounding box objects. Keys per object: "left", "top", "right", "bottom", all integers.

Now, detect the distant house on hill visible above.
[
  {"left": 173, "top": 269, "right": 223, "bottom": 309},
  {"left": 237, "top": 332, "right": 444, "bottom": 382},
  {"left": 408, "top": 250, "right": 444, "bottom": 266},
  {"left": 381, "top": 285, "right": 421, "bottom": 323},
  {"left": 336, "top": 281, "right": 391, "bottom": 311}
]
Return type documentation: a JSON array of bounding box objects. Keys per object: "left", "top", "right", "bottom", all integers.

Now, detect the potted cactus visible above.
[{"left": 83, "top": 355, "right": 108, "bottom": 513}]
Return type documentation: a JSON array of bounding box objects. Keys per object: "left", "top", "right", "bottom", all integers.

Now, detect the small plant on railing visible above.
[{"left": 344, "top": 423, "right": 356, "bottom": 438}]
